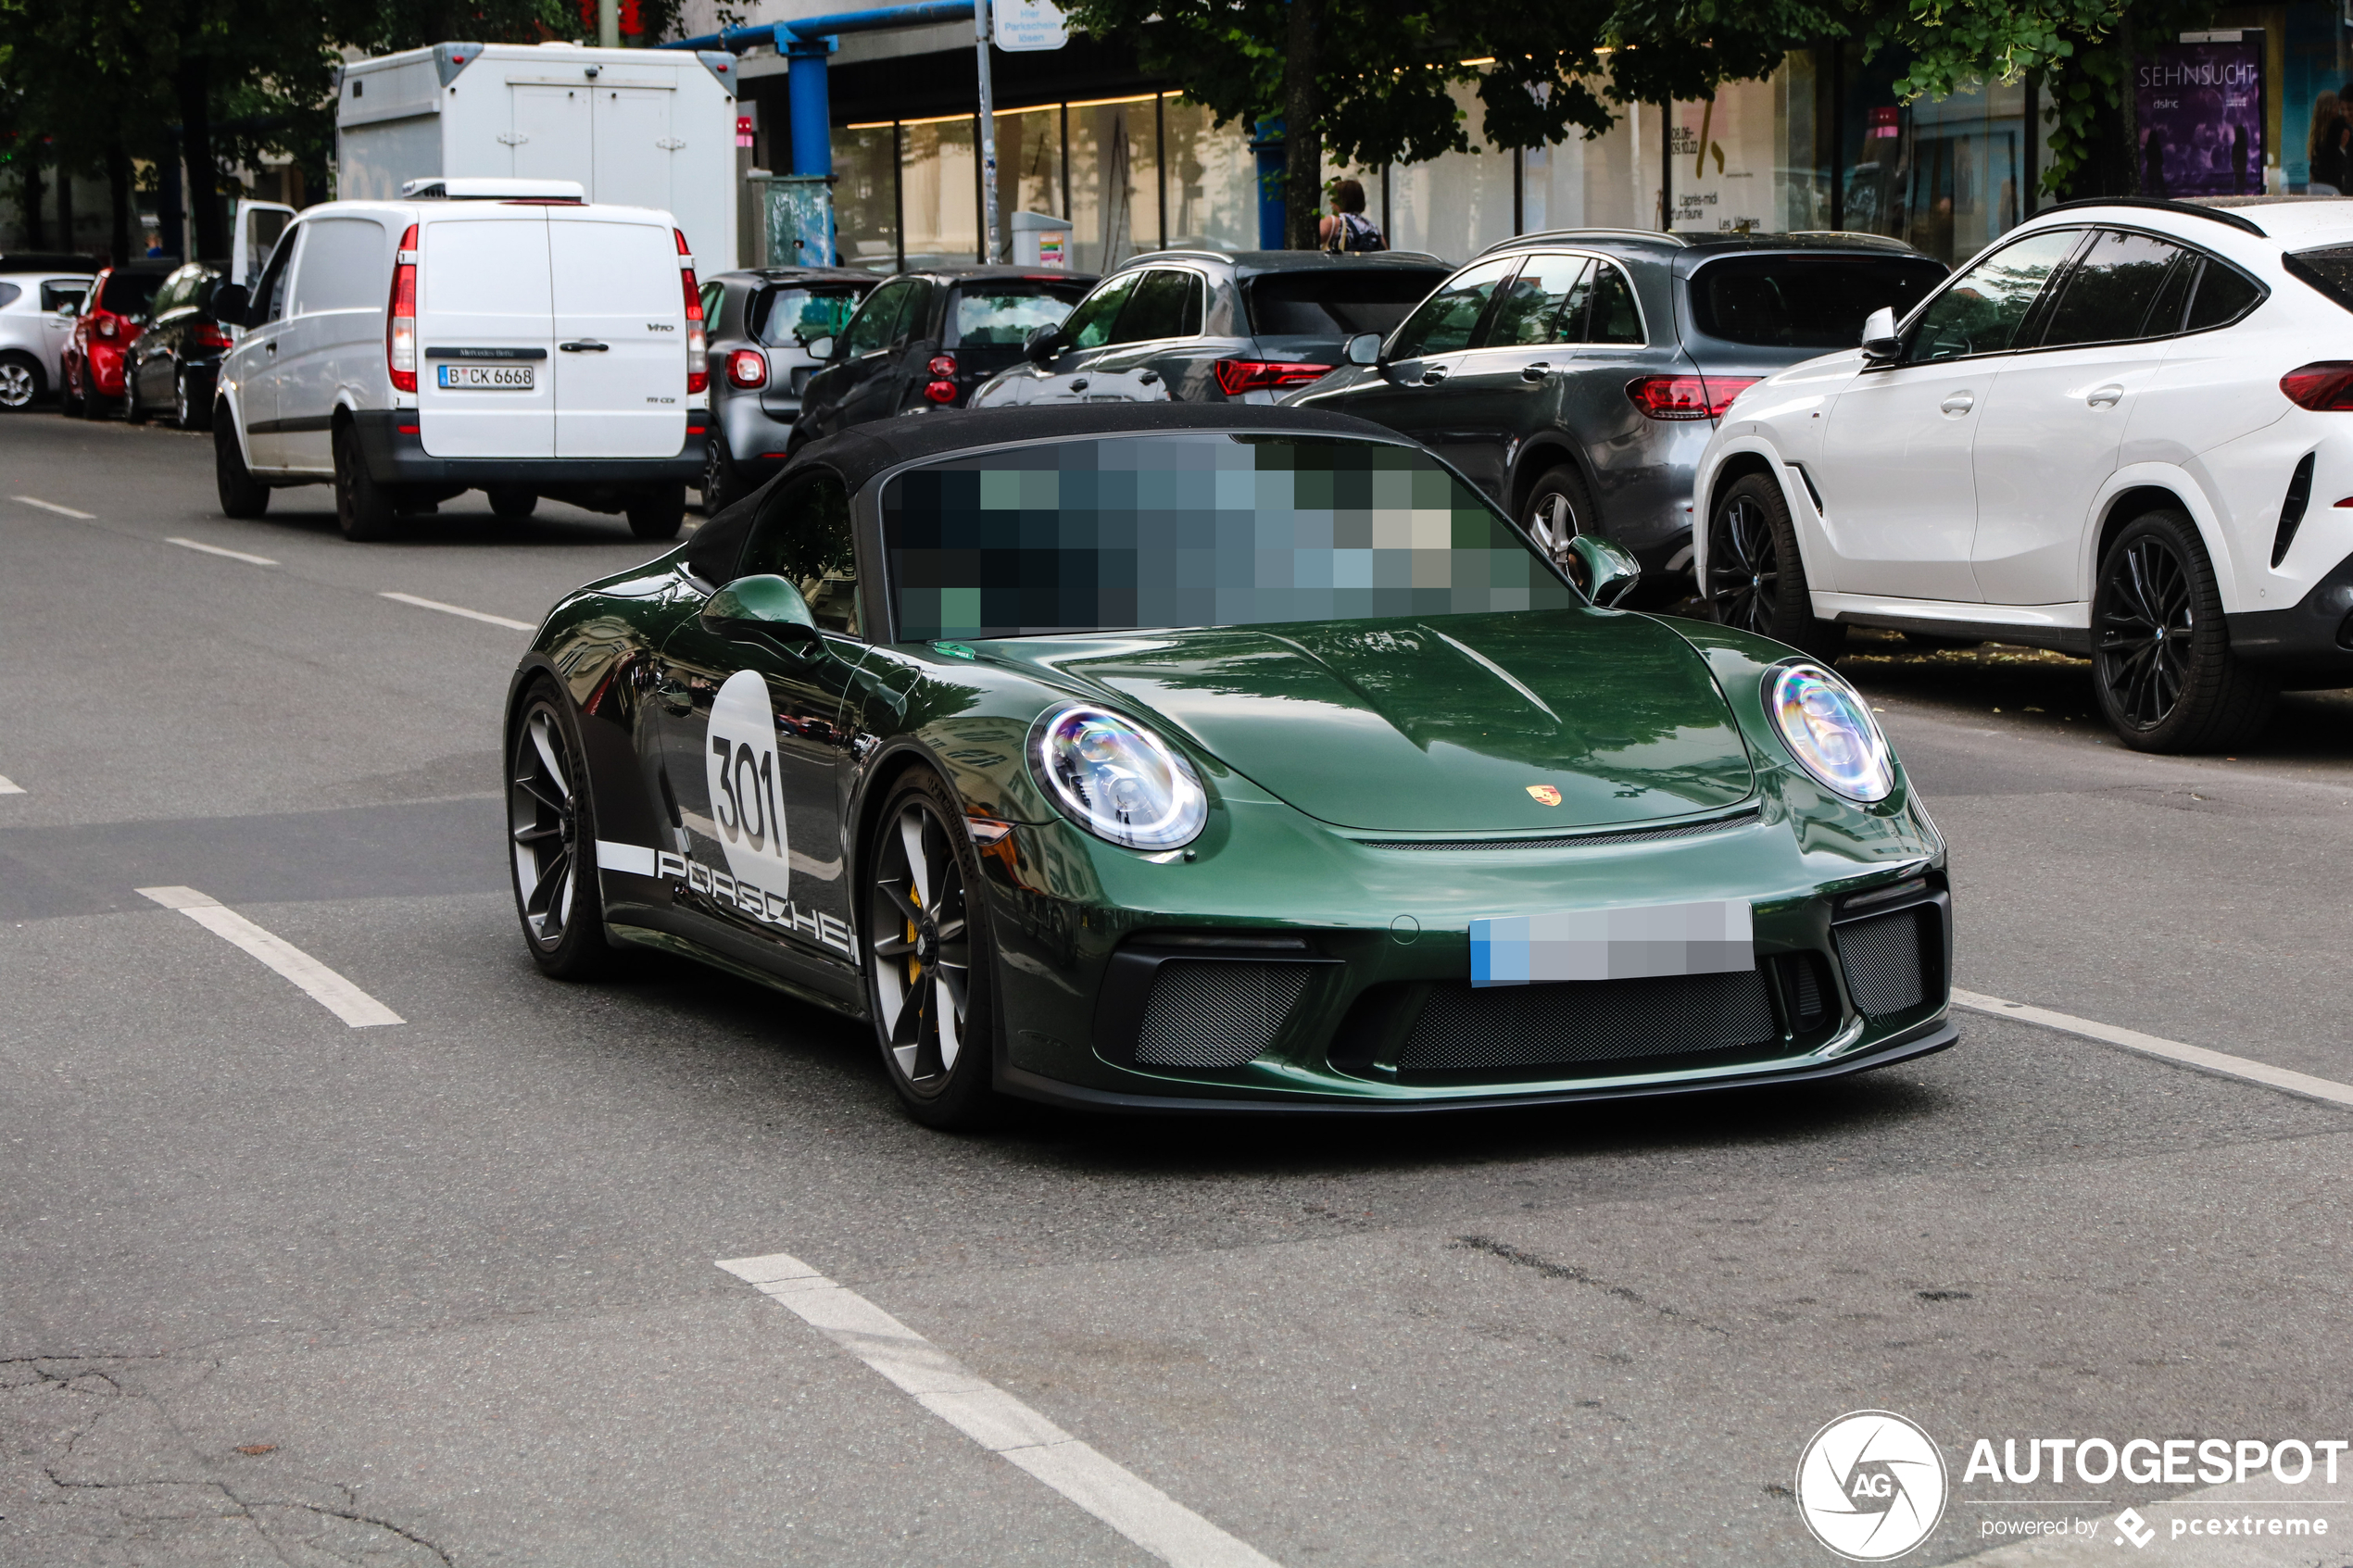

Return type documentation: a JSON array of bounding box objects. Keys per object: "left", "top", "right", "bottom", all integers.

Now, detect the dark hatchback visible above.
[
  {"left": 970, "top": 249, "right": 1454, "bottom": 408},
  {"left": 124, "top": 259, "right": 232, "bottom": 430},
  {"left": 698, "top": 266, "right": 876, "bottom": 512},
  {"left": 1287, "top": 231, "right": 1946, "bottom": 599},
  {"left": 789, "top": 265, "right": 1095, "bottom": 452}
]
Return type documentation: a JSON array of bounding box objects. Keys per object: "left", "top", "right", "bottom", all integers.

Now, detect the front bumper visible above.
[
  {"left": 2227, "top": 546, "right": 2353, "bottom": 684},
  {"left": 350, "top": 408, "right": 708, "bottom": 488}
]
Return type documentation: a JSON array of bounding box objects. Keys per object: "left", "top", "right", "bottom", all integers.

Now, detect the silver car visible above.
[{"left": 0, "top": 268, "right": 94, "bottom": 409}]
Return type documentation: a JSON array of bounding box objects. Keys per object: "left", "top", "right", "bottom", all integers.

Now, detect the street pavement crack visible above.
[{"left": 1453, "top": 1234, "right": 1732, "bottom": 1336}]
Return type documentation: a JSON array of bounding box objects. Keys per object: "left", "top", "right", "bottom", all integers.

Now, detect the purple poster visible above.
[{"left": 2136, "top": 41, "right": 2265, "bottom": 197}]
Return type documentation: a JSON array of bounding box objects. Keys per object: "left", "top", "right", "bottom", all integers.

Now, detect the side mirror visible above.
[
  {"left": 1024, "top": 324, "right": 1063, "bottom": 367},
  {"left": 1859, "top": 306, "right": 1900, "bottom": 362},
  {"left": 210, "top": 282, "right": 251, "bottom": 327},
  {"left": 1345, "top": 332, "right": 1381, "bottom": 367},
  {"left": 1566, "top": 534, "right": 1642, "bottom": 608},
  {"left": 802, "top": 335, "right": 835, "bottom": 362},
  {"left": 701, "top": 573, "right": 824, "bottom": 652}
]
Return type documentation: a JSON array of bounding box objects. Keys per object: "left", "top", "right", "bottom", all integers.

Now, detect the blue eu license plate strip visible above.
[{"left": 1470, "top": 899, "right": 1754, "bottom": 987}]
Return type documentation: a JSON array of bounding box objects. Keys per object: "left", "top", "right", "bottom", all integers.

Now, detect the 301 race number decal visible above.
[{"left": 704, "top": 669, "right": 790, "bottom": 897}]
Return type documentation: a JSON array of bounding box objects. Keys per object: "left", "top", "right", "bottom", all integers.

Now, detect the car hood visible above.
[{"left": 990, "top": 611, "right": 1756, "bottom": 833}]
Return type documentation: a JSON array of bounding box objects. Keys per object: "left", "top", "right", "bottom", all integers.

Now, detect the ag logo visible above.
[
  {"left": 705, "top": 669, "right": 790, "bottom": 894},
  {"left": 1526, "top": 784, "right": 1563, "bottom": 806},
  {"left": 1795, "top": 1411, "right": 1946, "bottom": 1561}
]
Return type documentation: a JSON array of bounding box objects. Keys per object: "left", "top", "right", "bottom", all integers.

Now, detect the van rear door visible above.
[
  {"left": 413, "top": 209, "right": 556, "bottom": 458},
  {"left": 547, "top": 208, "right": 686, "bottom": 458}
]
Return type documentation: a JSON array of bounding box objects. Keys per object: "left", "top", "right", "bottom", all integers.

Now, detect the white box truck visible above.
[{"left": 335, "top": 41, "right": 740, "bottom": 267}]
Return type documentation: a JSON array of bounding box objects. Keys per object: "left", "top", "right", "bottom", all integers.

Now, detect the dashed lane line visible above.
[
  {"left": 1953, "top": 989, "right": 2353, "bottom": 1110},
  {"left": 167, "top": 535, "right": 279, "bottom": 567},
  {"left": 0, "top": 775, "right": 23, "bottom": 795},
  {"left": 718, "top": 1252, "right": 1282, "bottom": 1568},
  {"left": 136, "top": 886, "right": 402, "bottom": 1028},
  {"left": 11, "top": 495, "right": 94, "bottom": 519},
  {"left": 378, "top": 591, "right": 535, "bottom": 632}
]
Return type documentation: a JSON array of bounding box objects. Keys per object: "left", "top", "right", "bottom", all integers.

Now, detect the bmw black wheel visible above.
[
  {"left": 509, "top": 686, "right": 613, "bottom": 978},
  {"left": 2091, "top": 509, "right": 2273, "bottom": 753},
  {"left": 863, "top": 771, "right": 1002, "bottom": 1128},
  {"left": 1706, "top": 471, "right": 1843, "bottom": 658}
]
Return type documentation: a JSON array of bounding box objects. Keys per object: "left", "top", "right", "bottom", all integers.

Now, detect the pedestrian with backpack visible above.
[{"left": 1319, "top": 178, "right": 1387, "bottom": 252}]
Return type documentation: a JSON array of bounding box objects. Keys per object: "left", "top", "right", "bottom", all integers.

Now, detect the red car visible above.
[{"left": 62, "top": 260, "right": 174, "bottom": 419}]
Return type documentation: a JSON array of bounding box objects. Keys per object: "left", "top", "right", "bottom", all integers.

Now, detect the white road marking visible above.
[
  {"left": 1954, "top": 989, "right": 2353, "bottom": 1109},
  {"left": 718, "top": 1252, "right": 1282, "bottom": 1568},
  {"left": 136, "top": 886, "right": 402, "bottom": 1028},
  {"left": 0, "top": 775, "right": 23, "bottom": 795},
  {"left": 12, "top": 495, "right": 94, "bottom": 519},
  {"left": 379, "top": 591, "right": 535, "bottom": 632},
  {"left": 167, "top": 535, "right": 278, "bottom": 567}
]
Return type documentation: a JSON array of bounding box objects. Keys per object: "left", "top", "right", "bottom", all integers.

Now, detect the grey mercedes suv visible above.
[{"left": 1286, "top": 230, "right": 1948, "bottom": 600}]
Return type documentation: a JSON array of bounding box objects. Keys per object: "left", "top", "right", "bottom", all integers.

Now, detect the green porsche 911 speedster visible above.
[{"left": 505, "top": 404, "right": 1953, "bottom": 1126}]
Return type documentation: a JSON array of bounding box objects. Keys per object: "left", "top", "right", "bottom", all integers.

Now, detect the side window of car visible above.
[
  {"left": 1111, "top": 270, "right": 1202, "bottom": 344},
  {"left": 701, "top": 281, "right": 725, "bottom": 332},
  {"left": 1902, "top": 228, "right": 2082, "bottom": 365},
  {"left": 289, "top": 217, "right": 390, "bottom": 318},
  {"left": 738, "top": 473, "right": 860, "bottom": 634},
  {"left": 2035, "top": 229, "right": 2192, "bottom": 348},
  {"left": 255, "top": 230, "right": 299, "bottom": 324},
  {"left": 840, "top": 280, "right": 912, "bottom": 358},
  {"left": 2183, "top": 258, "right": 2264, "bottom": 332},
  {"left": 889, "top": 282, "right": 933, "bottom": 349},
  {"left": 1062, "top": 272, "right": 1139, "bottom": 351},
  {"left": 1584, "top": 262, "right": 1644, "bottom": 345},
  {"left": 1388, "top": 257, "right": 1516, "bottom": 359},
  {"left": 1482, "top": 255, "right": 1592, "bottom": 346},
  {"left": 40, "top": 282, "right": 86, "bottom": 313},
  {"left": 0, "top": 282, "right": 18, "bottom": 309}
]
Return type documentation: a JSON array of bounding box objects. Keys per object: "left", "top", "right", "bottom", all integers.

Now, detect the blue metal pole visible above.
[
  {"left": 660, "top": 2, "right": 975, "bottom": 52},
  {"left": 786, "top": 40, "right": 835, "bottom": 177}
]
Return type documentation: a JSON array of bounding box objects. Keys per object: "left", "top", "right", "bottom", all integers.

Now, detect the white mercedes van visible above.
[{"left": 211, "top": 178, "right": 710, "bottom": 541}]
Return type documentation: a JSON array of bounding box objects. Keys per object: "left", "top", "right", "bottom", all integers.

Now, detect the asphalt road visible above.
[{"left": 5, "top": 412, "right": 2350, "bottom": 1568}]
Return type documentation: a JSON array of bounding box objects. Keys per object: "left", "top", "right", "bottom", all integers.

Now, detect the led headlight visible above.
[
  {"left": 1028, "top": 705, "right": 1207, "bottom": 850},
  {"left": 1766, "top": 663, "right": 1894, "bottom": 803}
]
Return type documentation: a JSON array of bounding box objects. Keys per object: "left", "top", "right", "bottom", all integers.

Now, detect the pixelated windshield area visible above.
[{"left": 883, "top": 433, "right": 1577, "bottom": 640}]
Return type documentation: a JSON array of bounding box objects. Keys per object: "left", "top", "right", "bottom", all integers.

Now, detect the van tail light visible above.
[
  {"left": 1214, "top": 358, "right": 1331, "bottom": 396},
  {"left": 2281, "top": 362, "right": 2353, "bottom": 409},
  {"left": 388, "top": 223, "right": 419, "bottom": 394},
  {"left": 1626, "top": 374, "right": 1757, "bottom": 420},
  {"left": 928, "top": 352, "right": 957, "bottom": 378},
  {"left": 727, "top": 348, "right": 767, "bottom": 388},
  {"left": 192, "top": 321, "right": 233, "bottom": 352},
  {"left": 677, "top": 228, "right": 707, "bottom": 395}
]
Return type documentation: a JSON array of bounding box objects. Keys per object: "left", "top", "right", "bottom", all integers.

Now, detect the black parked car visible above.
[
  {"left": 124, "top": 259, "right": 231, "bottom": 431},
  {"left": 971, "top": 249, "right": 1454, "bottom": 408},
  {"left": 788, "top": 265, "right": 1095, "bottom": 452},
  {"left": 698, "top": 266, "right": 876, "bottom": 513},
  {"left": 1286, "top": 231, "right": 1947, "bottom": 599}
]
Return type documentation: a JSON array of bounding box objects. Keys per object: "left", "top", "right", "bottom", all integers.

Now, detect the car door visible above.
[
  {"left": 279, "top": 214, "right": 394, "bottom": 473},
  {"left": 414, "top": 209, "right": 557, "bottom": 459},
  {"left": 135, "top": 269, "right": 188, "bottom": 406},
  {"left": 1814, "top": 227, "right": 2085, "bottom": 602},
  {"left": 817, "top": 277, "right": 924, "bottom": 433},
  {"left": 1063, "top": 266, "right": 1200, "bottom": 401},
  {"left": 1308, "top": 256, "right": 1516, "bottom": 451},
  {"left": 1425, "top": 252, "right": 1592, "bottom": 496},
  {"left": 230, "top": 229, "right": 302, "bottom": 469},
  {"left": 650, "top": 470, "right": 867, "bottom": 967},
  {"left": 1969, "top": 228, "right": 2194, "bottom": 605},
  {"left": 547, "top": 207, "right": 686, "bottom": 458},
  {"left": 1006, "top": 270, "right": 1139, "bottom": 403},
  {"left": 37, "top": 280, "right": 87, "bottom": 381}
]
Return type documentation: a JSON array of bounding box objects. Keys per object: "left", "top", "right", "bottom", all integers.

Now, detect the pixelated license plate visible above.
[{"left": 1470, "top": 899, "right": 1754, "bottom": 987}]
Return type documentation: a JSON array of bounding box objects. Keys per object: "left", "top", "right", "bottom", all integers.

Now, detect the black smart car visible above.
[
  {"left": 788, "top": 265, "right": 1095, "bottom": 452},
  {"left": 970, "top": 249, "right": 1453, "bottom": 408},
  {"left": 698, "top": 266, "right": 877, "bottom": 513},
  {"left": 124, "top": 260, "right": 231, "bottom": 431}
]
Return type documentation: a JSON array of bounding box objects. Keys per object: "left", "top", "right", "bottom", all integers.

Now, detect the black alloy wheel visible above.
[
  {"left": 0, "top": 352, "right": 39, "bottom": 409},
  {"left": 123, "top": 365, "right": 150, "bottom": 424},
  {"left": 508, "top": 688, "right": 612, "bottom": 978},
  {"left": 2090, "top": 508, "right": 2274, "bottom": 753},
  {"left": 701, "top": 432, "right": 744, "bottom": 515},
  {"left": 172, "top": 370, "right": 200, "bottom": 431},
  {"left": 863, "top": 771, "right": 1002, "bottom": 1128},
  {"left": 1705, "top": 471, "right": 1843, "bottom": 658},
  {"left": 333, "top": 423, "right": 397, "bottom": 542}
]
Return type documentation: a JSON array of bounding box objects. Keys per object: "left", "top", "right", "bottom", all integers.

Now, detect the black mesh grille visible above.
[
  {"left": 1781, "top": 952, "right": 1831, "bottom": 1031},
  {"left": 1398, "top": 969, "right": 1779, "bottom": 1073},
  {"left": 1834, "top": 907, "right": 1930, "bottom": 1017},
  {"left": 1135, "top": 961, "right": 1313, "bottom": 1068}
]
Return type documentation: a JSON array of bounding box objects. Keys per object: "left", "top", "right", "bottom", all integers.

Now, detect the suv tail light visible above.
[
  {"left": 727, "top": 348, "right": 767, "bottom": 388},
  {"left": 677, "top": 228, "right": 707, "bottom": 395},
  {"left": 388, "top": 223, "right": 419, "bottom": 394},
  {"left": 192, "top": 321, "right": 233, "bottom": 352},
  {"left": 1214, "top": 358, "right": 1331, "bottom": 396},
  {"left": 2281, "top": 362, "right": 2353, "bottom": 409},
  {"left": 1625, "top": 374, "right": 1758, "bottom": 420},
  {"left": 928, "top": 352, "right": 957, "bottom": 378}
]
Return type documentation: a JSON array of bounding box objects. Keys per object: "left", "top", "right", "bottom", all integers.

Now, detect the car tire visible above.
[
  {"left": 123, "top": 368, "right": 150, "bottom": 424},
  {"left": 508, "top": 681, "right": 617, "bottom": 981},
  {"left": 862, "top": 769, "right": 1006, "bottom": 1131},
  {"left": 1519, "top": 462, "right": 1592, "bottom": 569},
  {"left": 2091, "top": 508, "right": 2275, "bottom": 753},
  {"left": 488, "top": 486, "right": 538, "bottom": 520},
  {"left": 0, "top": 351, "right": 42, "bottom": 409},
  {"left": 174, "top": 370, "right": 208, "bottom": 432},
  {"left": 58, "top": 358, "right": 84, "bottom": 419},
  {"left": 1705, "top": 470, "right": 1844, "bottom": 658},
  {"left": 625, "top": 482, "right": 686, "bottom": 541},
  {"left": 333, "top": 423, "right": 398, "bottom": 542},
  {"left": 700, "top": 432, "right": 745, "bottom": 515},
  {"left": 213, "top": 418, "right": 271, "bottom": 519}
]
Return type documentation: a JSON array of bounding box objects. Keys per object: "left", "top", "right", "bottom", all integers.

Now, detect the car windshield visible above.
[
  {"left": 755, "top": 285, "right": 869, "bottom": 348},
  {"left": 882, "top": 432, "right": 1578, "bottom": 641},
  {"left": 1247, "top": 270, "right": 1452, "bottom": 336},
  {"left": 97, "top": 271, "right": 165, "bottom": 317},
  {"left": 1688, "top": 255, "right": 1948, "bottom": 348},
  {"left": 949, "top": 282, "right": 1088, "bottom": 346}
]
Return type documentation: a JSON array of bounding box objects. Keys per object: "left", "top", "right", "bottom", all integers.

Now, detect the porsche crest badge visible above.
[{"left": 1526, "top": 784, "right": 1563, "bottom": 806}]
